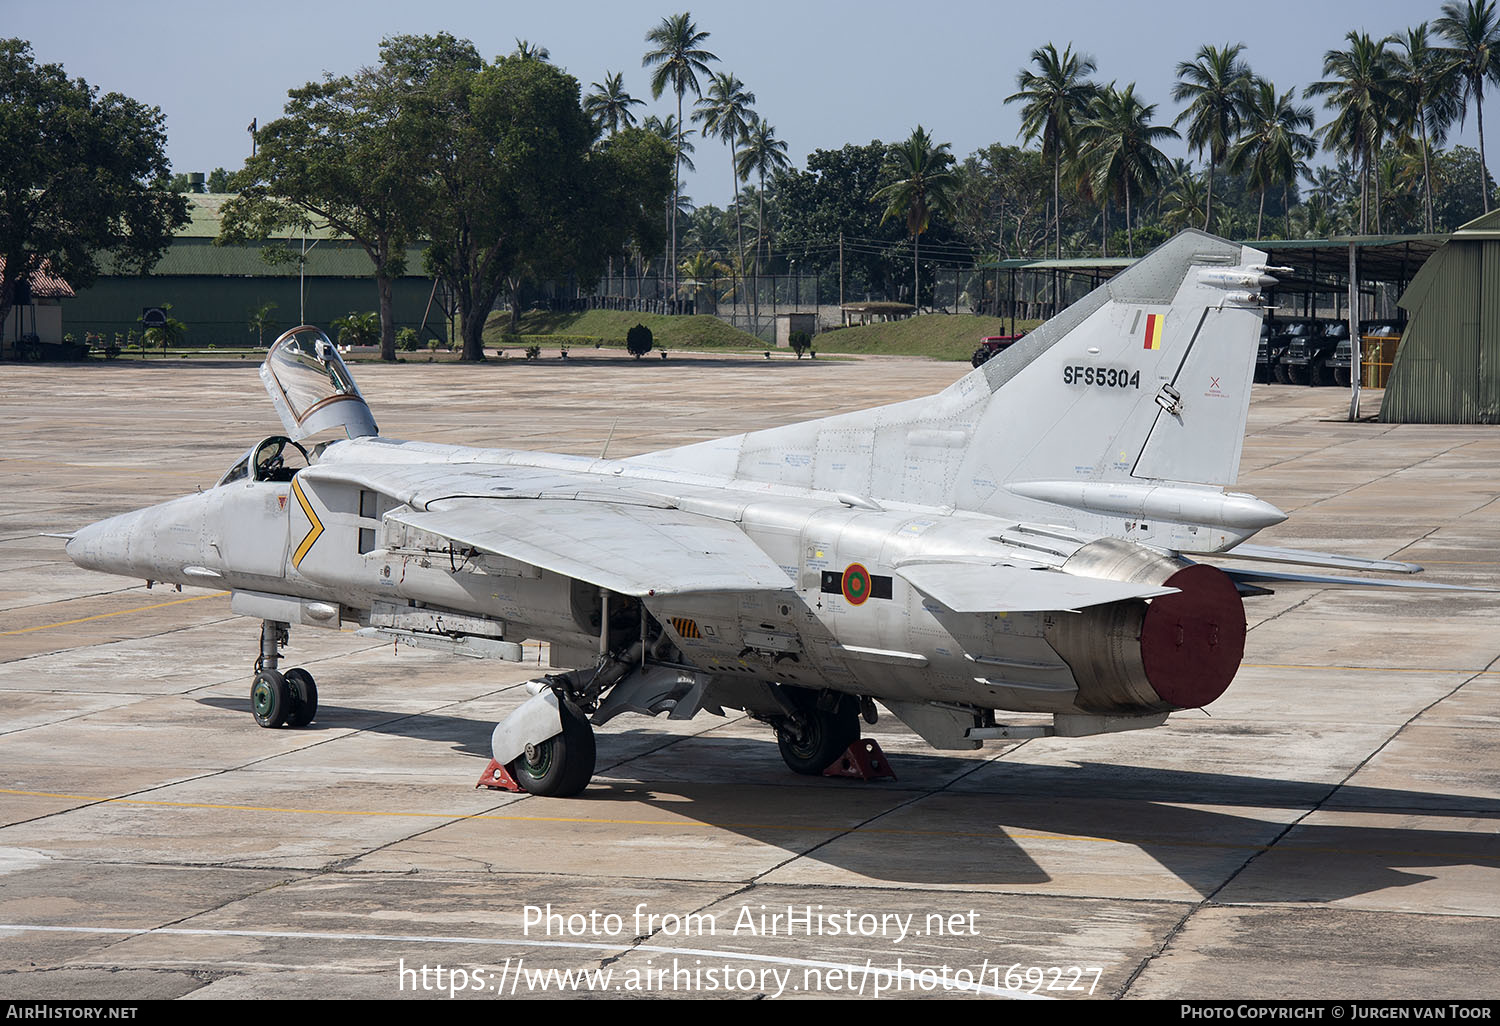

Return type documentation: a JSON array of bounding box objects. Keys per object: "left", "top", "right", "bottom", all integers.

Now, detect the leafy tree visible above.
[
  {"left": 420, "top": 56, "right": 672, "bottom": 360},
  {"left": 1431, "top": 144, "right": 1497, "bottom": 226},
  {"left": 1006, "top": 43, "right": 1099, "bottom": 258},
  {"left": 585, "top": 72, "right": 644, "bottom": 136},
  {"left": 643, "top": 12, "right": 718, "bottom": 301},
  {"left": 1076, "top": 84, "right": 1178, "bottom": 255},
  {"left": 1226, "top": 79, "right": 1315, "bottom": 238},
  {"left": 874, "top": 126, "right": 958, "bottom": 306},
  {"left": 1172, "top": 42, "right": 1254, "bottom": 231},
  {"left": 950, "top": 144, "right": 1050, "bottom": 261},
  {"left": 1435, "top": 0, "right": 1500, "bottom": 212},
  {"left": 221, "top": 33, "right": 475, "bottom": 360},
  {"left": 0, "top": 40, "right": 189, "bottom": 339},
  {"left": 693, "top": 71, "right": 756, "bottom": 277},
  {"left": 206, "top": 167, "right": 235, "bottom": 193},
  {"left": 773, "top": 142, "right": 910, "bottom": 300}
]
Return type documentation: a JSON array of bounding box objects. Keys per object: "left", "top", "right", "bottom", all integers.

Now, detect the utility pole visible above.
[{"left": 839, "top": 231, "right": 845, "bottom": 309}]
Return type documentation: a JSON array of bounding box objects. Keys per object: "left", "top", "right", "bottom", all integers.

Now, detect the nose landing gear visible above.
[{"left": 249, "top": 620, "right": 318, "bottom": 728}]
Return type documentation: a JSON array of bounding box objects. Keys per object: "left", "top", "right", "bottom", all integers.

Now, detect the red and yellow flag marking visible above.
[{"left": 1143, "top": 312, "right": 1164, "bottom": 350}]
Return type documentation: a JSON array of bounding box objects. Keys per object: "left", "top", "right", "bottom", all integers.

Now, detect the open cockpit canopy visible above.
[{"left": 259, "top": 326, "right": 378, "bottom": 441}]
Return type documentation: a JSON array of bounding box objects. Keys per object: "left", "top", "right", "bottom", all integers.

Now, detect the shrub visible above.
[
  {"left": 789, "top": 330, "right": 812, "bottom": 359},
  {"left": 396, "top": 327, "right": 419, "bottom": 351},
  {"left": 626, "top": 323, "right": 654, "bottom": 359}
]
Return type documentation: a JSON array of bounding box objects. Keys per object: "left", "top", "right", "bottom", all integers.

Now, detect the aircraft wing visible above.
[
  {"left": 387, "top": 497, "right": 794, "bottom": 598},
  {"left": 895, "top": 561, "right": 1178, "bottom": 613}
]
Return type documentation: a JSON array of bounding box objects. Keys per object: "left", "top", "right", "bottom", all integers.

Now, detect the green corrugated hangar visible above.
[
  {"left": 1382, "top": 210, "right": 1500, "bottom": 424},
  {"left": 64, "top": 195, "right": 441, "bottom": 346}
]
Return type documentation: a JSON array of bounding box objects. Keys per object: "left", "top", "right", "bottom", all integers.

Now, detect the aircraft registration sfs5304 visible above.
[{"left": 65, "top": 230, "right": 1474, "bottom": 797}]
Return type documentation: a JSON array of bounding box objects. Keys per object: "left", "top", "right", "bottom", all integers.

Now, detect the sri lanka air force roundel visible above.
[{"left": 842, "top": 562, "right": 872, "bottom": 605}]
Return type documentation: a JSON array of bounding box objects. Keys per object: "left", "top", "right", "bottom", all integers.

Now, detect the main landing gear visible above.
[
  {"left": 772, "top": 688, "right": 861, "bottom": 775},
  {"left": 249, "top": 620, "right": 318, "bottom": 728}
]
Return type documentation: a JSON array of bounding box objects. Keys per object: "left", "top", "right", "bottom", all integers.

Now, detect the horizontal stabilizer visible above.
[
  {"left": 1220, "top": 567, "right": 1492, "bottom": 592},
  {"left": 388, "top": 498, "right": 793, "bottom": 597},
  {"left": 895, "top": 561, "right": 1178, "bottom": 613},
  {"left": 1216, "top": 544, "right": 1421, "bottom": 574}
]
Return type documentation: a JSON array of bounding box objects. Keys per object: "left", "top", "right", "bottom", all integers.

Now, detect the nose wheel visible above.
[{"left": 249, "top": 619, "right": 318, "bottom": 728}]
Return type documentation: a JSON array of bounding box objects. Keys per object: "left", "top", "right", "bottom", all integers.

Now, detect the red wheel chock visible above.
[
  {"left": 476, "top": 759, "right": 524, "bottom": 793},
  {"left": 823, "top": 739, "right": 897, "bottom": 781}
]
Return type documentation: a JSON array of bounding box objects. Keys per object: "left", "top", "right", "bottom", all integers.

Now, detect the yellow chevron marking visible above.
[{"left": 290, "top": 477, "right": 324, "bottom": 568}]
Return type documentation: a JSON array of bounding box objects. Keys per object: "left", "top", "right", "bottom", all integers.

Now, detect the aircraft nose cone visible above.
[{"left": 65, "top": 511, "right": 139, "bottom": 576}]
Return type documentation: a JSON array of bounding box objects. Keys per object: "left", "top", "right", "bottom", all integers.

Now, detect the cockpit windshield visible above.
[
  {"left": 218, "top": 436, "right": 312, "bottom": 488},
  {"left": 259, "top": 326, "right": 378, "bottom": 441}
]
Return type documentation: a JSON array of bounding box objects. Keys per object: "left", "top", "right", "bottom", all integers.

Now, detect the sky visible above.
[{"left": 11, "top": 0, "right": 1484, "bottom": 209}]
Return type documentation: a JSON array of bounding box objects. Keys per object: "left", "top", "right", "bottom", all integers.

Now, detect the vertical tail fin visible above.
[{"left": 632, "top": 231, "right": 1274, "bottom": 526}]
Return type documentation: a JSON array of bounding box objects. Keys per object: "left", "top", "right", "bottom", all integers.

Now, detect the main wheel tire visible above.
[
  {"left": 251, "top": 669, "right": 292, "bottom": 728},
  {"left": 1286, "top": 364, "right": 1310, "bottom": 385},
  {"left": 971, "top": 346, "right": 992, "bottom": 368},
  {"left": 283, "top": 667, "right": 318, "bottom": 727},
  {"left": 1311, "top": 362, "right": 1334, "bottom": 387},
  {"left": 507, "top": 699, "right": 596, "bottom": 797},
  {"left": 775, "top": 690, "right": 861, "bottom": 776},
  {"left": 1273, "top": 363, "right": 1290, "bottom": 384},
  {"left": 1334, "top": 368, "right": 1352, "bottom": 387}
]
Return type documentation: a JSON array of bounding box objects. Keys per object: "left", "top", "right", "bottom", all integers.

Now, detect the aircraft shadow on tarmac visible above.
[{"left": 197, "top": 696, "right": 1500, "bottom": 899}]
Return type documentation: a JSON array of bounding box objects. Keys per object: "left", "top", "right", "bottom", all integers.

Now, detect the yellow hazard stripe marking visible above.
[
  {"left": 0, "top": 592, "right": 229, "bottom": 635},
  {"left": 670, "top": 617, "right": 700, "bottom": 639},
  {"left": 290, "top": 477, "right": 323, "bottom": 568}
]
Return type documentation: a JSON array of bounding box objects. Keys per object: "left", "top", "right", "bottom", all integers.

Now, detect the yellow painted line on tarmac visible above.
[
  {"left": 0, "top": 591, "right": 229, "bottom": 635},
  {"left": 3, "top": 787, "right": 1496, "bottom": 862}
]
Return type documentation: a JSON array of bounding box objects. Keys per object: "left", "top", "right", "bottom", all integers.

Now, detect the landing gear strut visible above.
[{"left": 250, "top": 620, "right": 318, "bottom": 728}]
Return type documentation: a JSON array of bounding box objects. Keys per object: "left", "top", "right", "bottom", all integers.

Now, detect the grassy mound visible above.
[
  {"left": 812, "top": 315, "right": 1042, "bottom": 361},
  {"left": 485, "top": 310, "right": 763, "bottom": 350}
]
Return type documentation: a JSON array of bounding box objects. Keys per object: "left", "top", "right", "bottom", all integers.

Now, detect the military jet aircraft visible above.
[{"left": 65, "top": 231, "right": 1460, "bottom": 798}]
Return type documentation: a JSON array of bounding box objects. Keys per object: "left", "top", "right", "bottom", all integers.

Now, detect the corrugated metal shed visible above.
[{"left": 1381, "top": 211, "right": 1500, "bottom": 423}]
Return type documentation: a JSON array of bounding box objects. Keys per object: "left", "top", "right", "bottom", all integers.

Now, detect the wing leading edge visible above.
[{"left": 387, "top": 497, "right": 794, "bottom": 597}]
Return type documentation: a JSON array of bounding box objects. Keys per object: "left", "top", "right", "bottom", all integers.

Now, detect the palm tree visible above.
[
  {"left": 511, "top": 39, "right": 550, "bottom": 62},
  {"left": 1075, "top": 84, "right": 1178, "bottom": 256},
  {"left": 644, "top": 114, "right": 697, "bottom": 172},
  {"left": 1005, "top": 43, "right": 1098, "bottom": 258},
  {"left": 1435, "top": 0, "right": 1500, "bottom": 212},
  {"left": 1388, "top": 26, "right": 1461, "bottom": 231},
  {"left": 1226, "top": 79, "right": 1316, "bottom": 237},
  {"left": 584, "top": 72, "right": 644, "bottom": 137},
  {"left": 1160, "top": 161, "right": 1209, "bottom": 232},
  {"left": 693, "top": 71, "right": 756, "bottom": 290},
  {"left": 1172, "top": 42, "right": 1254, "bottom": 231},
  {"left": 736, "top": 116, "right": 789, "bottom": 332},
  {"left": 873, "top": 126, "right": 958, "bottom": 307},
  {"left": 643, "top": 13, "right": 718, "bottom": 303},
  {"left": 1308, "top": 32, "right": 1396, "bottom": 233}
]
